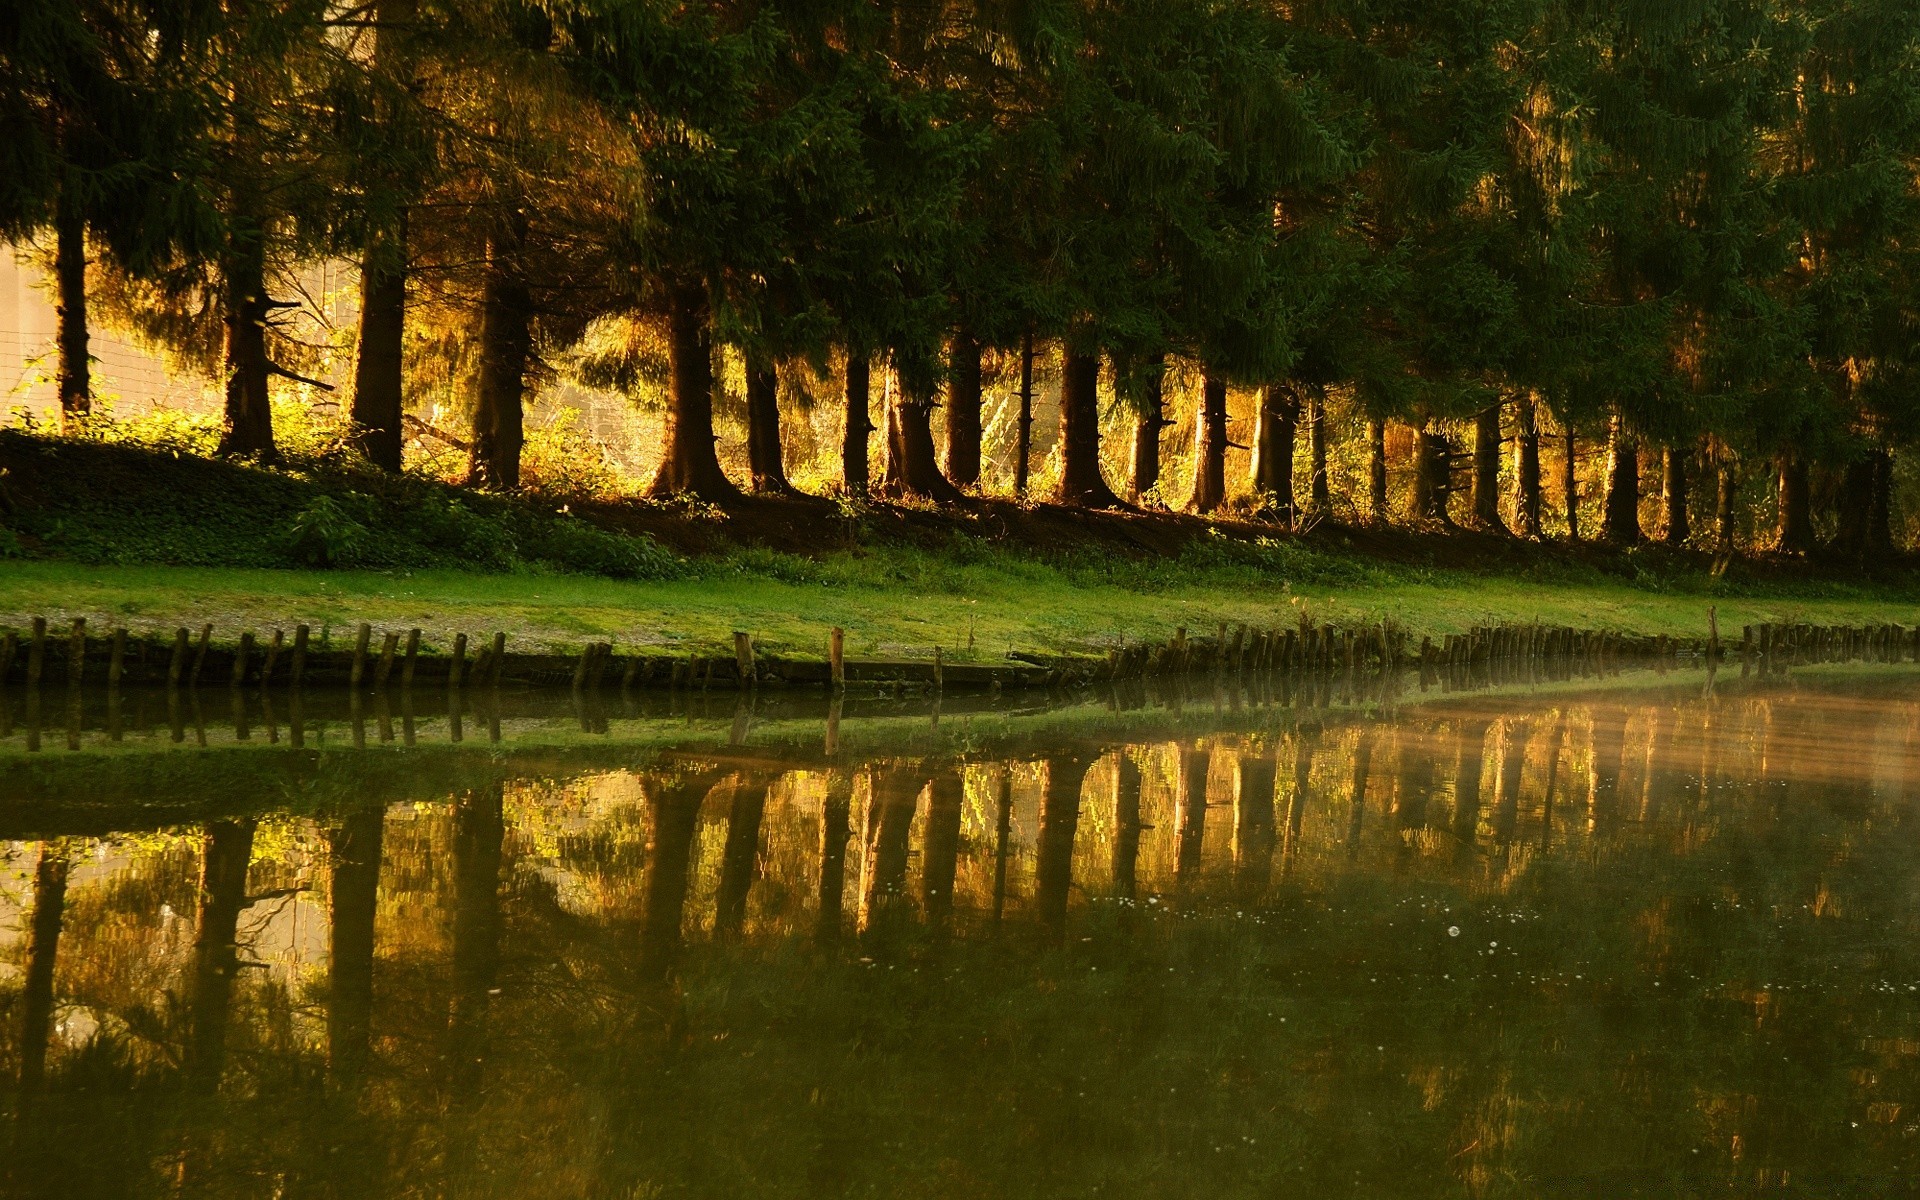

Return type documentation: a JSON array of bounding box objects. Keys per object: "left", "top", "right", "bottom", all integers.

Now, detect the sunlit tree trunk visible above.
[
  {"left": 1601, "top": 413, "right": 1640, "bottom": 544},
  {"left": 1715, "top": 458, "right": 1738, "bottom": 554},
  {"left": 1052, "top": 348, "right": 1121, "bottom": 507},
  {"left": 649, "top": 280, "right": 736, "bottom": 499},
  {"left": 1562, "top": 423, "right": 1580, "bottom": 540},
  {"left": 1409, "top": 424, "right": 1451, "bottom": 523},
  {"left": 1014, "top": 333, "right": 1034, "bottom": 497},
  {"left": 469, "top": 217, "right": 531, "bottom": 490},
  {"left": 744, "top": 360, "right": 791, "bottom": 494},
  {"left": 884, "top": 373, "right": 962, "bottom": 501},
  {"left": 1307, "top": 387, "right": 1330, "bottom": 512},
  {"left": 1661, "top": 445, "right": 1689, "bottom": 545},
  {"left": 944, "top": 332, "right": 982, "bottom": 490},
  {"left": 217, "top": 221, "right": 275, "bottom": 459},
  {"left": 1367, "top": 419, "right": 1388, "bottom": 521},
  {"left": 1129, "top": 358, "right": 1166, "bottom": 502},
  {"left": 54, "top": 174, "right": 89, "bottom": 432},
  {"left": 1251, "top": 382, "right": 1299, "bottom": 523},
  {"left": 1514, "top": 395, "right": 1542, "bottom": 538},
  {"left": 1472, "top": 403, "right": 1505, "bottom": 532},
  {"left": 842, "top": 354, "right": 873, "bottom": 496},
  {"left": 1189, "top": 373, "right": 1229, "bottom": 513},
  {"left": 1775, "top": 455, "right": 1814, "bottom": 554},
  {"left": 350, "top": 226, "right": 407, "bottom": 472}
]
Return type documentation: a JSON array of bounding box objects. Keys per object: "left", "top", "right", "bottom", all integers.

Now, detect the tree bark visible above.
[
  {"left": 1514, "top": 395, "right": 1542, "bottom": 538},
  {"left": 1660, "top": 445, "right": 1689, "bottom": 545},
  {"left": 1601, "top": 413, "right": 1640, "bottom": 544},
  {"left": 217, "top": 223, "right": 275, "bottom": 459},
  {"left": 1775, "top": 455, "right": 1813, "bottom": 554},
  {"left": 1128, "top": 356, "right": 1166, "bottom": 503},
  {"left": 649, "top": 280, "right": 737, "bottom": 499},
  {"left": 326, "top": 804, "right": 384, "bottom": 1082},
  {"left": 1562, "top": 423, "right": 1579, "bottom": 540},
  {"left": 1833, "top": 448, "right": 1891, "bottom": 557},
  {"left": 744, "top": 358, "right": 790, "bottom": 494},
  {"left": 1189, "top": 373, "right": 1229, "bottom": 513},
  {"left": 944, "top": 332, "right": 982, "bottom": 490},
  {"left": 1052, "top": 347, "right": 1122, "bottom": 507},
  {"left": 842, "top": 353, "right": 872, "bottom": 495},
  {"left": 1471, "top": 402, "right": 1506, "bottom": 532},
  {"left": 1014, "top": 332, "right": 1034, "bottom": 497},
  {"left": 350, "top": 228, "right": 407, "bottom": 472},
  {"left": 468, "top": 219, "right": 531, "bottom": 490},
  {"left": 884, "top": 371, "right": 963, "bottom": 501},
  {"left": 1367, "top": 419, "right": 1387, "bottom": 520},
  {"left": 1868, "top": 446, "right": 1893, "bottom": 553},
  {"left": 1251, "top": 382, "right": 1299, "bottom": 524},
  {"left": 54, "top": 177, "right": 89, "bottom": 432},
  {"left": 1409, "top": 424, "right": 1451, "bottom": 523},
  {"left": 1715, "top": 459, "right": 1737, "bottom": 554},
  {"left": 1307, "top": 387, "right": 1330, "bottom": 511}
]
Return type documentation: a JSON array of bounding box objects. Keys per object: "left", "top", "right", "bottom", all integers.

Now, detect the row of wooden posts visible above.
[{"left": 0, "top": 612, "right": 1911, "bottom": 694}]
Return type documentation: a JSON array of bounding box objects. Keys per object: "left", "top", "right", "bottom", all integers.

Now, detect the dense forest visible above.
[{"left": 7, "top": 0, "right": 1920, "bottom": 555}]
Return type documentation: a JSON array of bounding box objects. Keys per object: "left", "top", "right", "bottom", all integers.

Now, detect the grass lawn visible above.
[{"left": 3, "top": 545, "right": 1917, "bottom": 663}]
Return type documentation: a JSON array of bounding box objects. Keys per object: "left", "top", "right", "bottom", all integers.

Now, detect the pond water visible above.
[{"left": 4, "top": 664, "right": 1920, "bottom": 1198}]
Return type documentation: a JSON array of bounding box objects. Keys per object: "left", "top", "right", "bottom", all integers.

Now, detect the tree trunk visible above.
[
  {"left": 326, "top": 804, "right": 384, "bottom": 1082},
  {"left": 944, "top": 332, "right": 982, "bottom": 490},
  {"left": 649, "top": 280, "right": 737, "bottom": 499},
  {"left": 1868, "top": 446, "right": 1893, "bottom": 553},
  {"left": 18, "top": 844, "right": 69, "bottom": 1098},
  {"left": 350, "top": 226, "right": 407, "bottom": 472},
  {"left": 1409, "top": 424, "right": 1451, "bottom": 523},
  {"left": 1014, "top": 332, "right": 1034, "bottom": 497},
  {"left": 1601, "top": 413, "right": 1640, "bottom": 543},
  {"left": 217, "top": 224, "right": 275, "bottom": 459},
  {"left": 744, "top": 358, "right": 790, "bottom": 494},
  {"left": 54, "top": 177, "right": 89, "bottom": 432},
  {"left": 1189, "top": 373, "right": 1229, "bottom": 513},
  {"left": 1308, "top": 387, "right": 1330, "bottom": 511},
  {"left": 1052, "top": 347, "right": 1121, "bottom": 507},
  {"left": 842, "top": 353, "right": 872, "bottom": 496},
  {"left": 1775, "top": 455, "right": 1813, "bottom": 554},
  {"left": 1562, "top": 423, "right": 1579, "bottom": 540},
  {"left": 1367, "top": 419, "right": 1387, "bottom": 520},
  {"left": 468, "top": 219, "right": 531, "bottom": 490},
  {"left": 1515, "top": 395, "right": 1542, "bottom": 538},
  {"left": 1660, "top": 445, "right": 1689, "bottom": 545},
  {"left": 1471, "top": 402, "right": 1506, "bottom": 532},
  {"left": 1128, "top": 356, "right": 1166, "bottom": 502},
  {"left": 884, "top": 369, "right": 964, "bottom": 501},
  {"left": 1251, "top": 382, "right": 1299, "bottom": 525},
  {"left": 1715, "top": 459, "right": 1737, "bottom": 554}
]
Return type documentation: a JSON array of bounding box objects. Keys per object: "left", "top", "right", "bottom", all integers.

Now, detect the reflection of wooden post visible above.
[
  {"left": 816, "top": 773, "right": 854, "bottom": 946},
  {"left": 327, "top": 805, "right": 385, "bottom": 1082},
  {"left": 261, "top": 629, "right": 283, "bottom": 686},
  {"left": 488, "top": 633, "right": 507, "bottom": 685},
  {"left": 1175, "top": 746, "right": 1210, "bottom": 884},
  {"left": 1035, "top": 758, "right": 1089, "bottom": 942},
  {"left": 19, "top": 843, "right": 71, "bottom": 1098},
  {"left": 921, "top": 770, "right": 966, "bottom": 936},
  {"left": 714, "top": 777, "right": 771, "bottom": 938},
  {"left": 1111, "top": 753, "right": 1144, "bottom": 902},
  {"left": 189, "top": 819, "right": 258, "bottom": 1091},
  {"left": 449, "top": 633, "right": 468, "bottom": 689},
  {"left": 167, "top": 626, "right": 189, "bottom": 688}
]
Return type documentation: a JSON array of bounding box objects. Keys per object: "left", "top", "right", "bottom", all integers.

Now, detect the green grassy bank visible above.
[{"left": 3, "top": 543, "right": 1915, "bottom": 664}]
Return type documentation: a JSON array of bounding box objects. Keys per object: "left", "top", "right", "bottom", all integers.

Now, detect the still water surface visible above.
[{"left": 5, "top": 666, "right": 1920, "bottom": 1198}]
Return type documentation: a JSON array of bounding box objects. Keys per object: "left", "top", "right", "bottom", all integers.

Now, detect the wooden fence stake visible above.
[
  {"left": 232, "top": 632, "right": 254, "bottom": 686},
  {"left": 489, "top": 633, "right": 507, "bottom": 685},
  {"left": 67, "top": 617, "right": 86, "bottom": 686},
  {"left": 167, "top": 627, "right": 188, "bottom": 687},
  {"left": 261, "top": 630, "right": 284, "bottom": 686},
  {"left": 27, "top": 617, "right": 46, "bottom": 687},
  {"left": 449, "top": 633, "right": 468, "bottom": 688},
  {"left": 189, "top": 623, "right": 212, "bottom": 686},
  {"left": 350, "top": 623, "right": 372, "bottom": 688},
  {"left": 830, "top": 627, "right": 845, "bottom": 693},
  {"left": 108, "top": 627, "right": 127, "bottom": 687},
  {"left": 290, "top": 624, "right": 310, "bottom": 687},
  {"left": 734, "top": 632, "right": 755, "bottom": 688},
  {"left": 375, "top": 631, "right": 399, "bottom": 689},
  {"left": 402, "top": 628, "right": 420, "bottom": 687}
]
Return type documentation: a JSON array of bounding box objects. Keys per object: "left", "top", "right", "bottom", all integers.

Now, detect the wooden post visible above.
[
  {"left": 167, "top": 627, "right": 188, "bottom": 687},
  {"left": 189, "top": 623, "right": 212, "bottom": 686},
  {"left": 572, "top": 643, "right": 593, "bottom": 692},
  {"left": 401, "top": 628, "right": 420, "bottom": 687},
  {"left": 66, "top": 617, "right": 86, "bottom": 686},
  {"left": 375, "top": 631, "right": 399, "bottom": 689},
  {"left": 232, "top": 632, "right": 254, "bottom": 686},
  {"left": 0, "top": 629, "right": 15, "bottom": 685},
  {"left": 933, "top": 646, "right": 944, "bottom": 692},
  {"left": 590, "top": 643, "right": 613, "bottom": 689},
  {"left": 489, "top": 633, "right": 507, "bottom": 685},
  {"left": 107, "top": 627, "right": 126, "bottom": 687},
  {"left": 261, "top": 629, "right": 283, "bottom": 685},
  {"left": 830, "top": 627, "right": 846, "bottom": 693},
  {"left": 290, "top": 624, "right": 310, "bottom": 687},
  {"left": 350, "top": 623, "right": 371, "bottom": 688},
  {"left": 449, "top": 633, "right": 468, "bottom": 688},
  {"left": 27, "top": 617, "right": 46, "bottom": 687},
  {"left": 1707, "top": 606, "right": 1719, "bottom": 661},
  {"left": 734, "top": 632, "right": 755, "bottom": 688}
]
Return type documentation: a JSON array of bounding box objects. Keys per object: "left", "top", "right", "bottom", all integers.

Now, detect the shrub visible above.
[
  {"left": 525, "top": 513, "right": 684, "bottom": 580},
  {"left": 279, "top": 496, "right": 371, "bottom": 567}
]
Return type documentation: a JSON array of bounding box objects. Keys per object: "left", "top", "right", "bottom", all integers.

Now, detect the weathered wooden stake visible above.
[
  {"left": 489, "top": 633, "right": 507, "bottom": 685},
  {"left": 261, "top": 629, "right": 283, "bottom": 685},
  {"left": 66, "top": 617, "right": 86, "bottom": 686},
  {"left": 349, "top": 623, "right": 372, "bottom": 688},
  {"left": 402, "top": 628, "right": 420, "bottom": 687},
  {"left": 933, "top": 646, "right": 944, "bottom": 692},
  {"left": 27, "top": 617, "right": 47, "bottom": 687},
  {"left": 734, "top": 632, "right": 755, "bottom": 688},
  {"left": 375, "top": 631, "right": 399, "bottom": 689},
  {"left": 0, "top": 629, "right": 15, "bottom": 684},
  {"left": 108, "top": 627, "right": 127, "bottom": 687},
  {"left": 167, "top": 627, "right": 189, "bottom": 687},
  {"left": 830, "top": 627, "right": 846, "bottom": 693},
  {"left": 232, "top": 632, "right": 254, "bottom": 686},
  {"left": 189, "top": 623, "right": 212, "bottom": 686},
  {"left": 449, "top": 633, "right": 468, "bottom": 688},
  {"left": 572, "top": 643, "right": 594, "bottom": 691},
  {"left": 290, "top": 624, "right": 310, "bottom": 687}
]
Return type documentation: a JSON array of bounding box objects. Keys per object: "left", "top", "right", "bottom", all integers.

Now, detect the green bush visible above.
[
  {"left": 278, "top": 496, "right": 371, "bottom": 567},
  {"left": 525, "top": 513, "right": 684, "bottom": 580}
]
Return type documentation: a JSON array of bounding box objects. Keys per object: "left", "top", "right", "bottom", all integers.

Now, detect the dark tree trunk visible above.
[
  {"left": 1128, "top": 356, "right": 1166, "bottom": 503},
  {"left": 1775, "top": 455, "right": 1814, "bottom": 554},
  {"left": 350, "top": 227, "right": 407, "bottom": 472},
  {"left": 1251, "top": 382, "right": 1300, "bottom": 524},
  {"left": 1367, "top": 419, "right": 1387, "bottom": 520},
  {"left": 449, "top": 785, "right": 504, "bottom": 1088},
  {"left": 1601, "top": 414, "right": 1640, "bottom": 544},
  {"left": 944, "top": 332, "right": 982, "bottom": 490},
  {"left": 1661, "top": 445, "right": 1689, "bottom": 545},
  {"left": 18, "top": 844, "right": 69, "bottom": 1097},
  {"left": 469, "top": 219, "right": 531, "bottom": 490},
  {"left": 884, "top": 374, "right": 964, "bottom": 502},
  {"left": 327, "top": 804, "right": 385, "bottom": 1082},
  {"left": 1053, "top": 348, "right": 1122, "bottom": 507},
  {"left": 1308, "top": 387, "right": 1330, "bottom": 511},
  {"left": 1189, "top": 373, "right": 1229, "bottom": 513},
  {"left": 1471, "top": 402, "right": 1506, "bottom": 532},
  {"left": 1035, "top": 757, "right": 1089, "bottom": 943},
  {"left": 1014, "top": 332, "right": 1034, "bottom": 497},
  {"left": 649, "top": 281, "right": 737, "bottom": 499},
  {"left": 217, "top": 224, "right": 275, "bottom": 459},
  {"left": 1515, "top": 395, "right": 1542, "bottom": 538},
  {"left": 714, "top": 777, "right": 769, "bottom": 937},
  {"left": 744, "top": 359, "right": 790, "bottom": 494},
  {"left": 1715, "top": 459, "right": 1737, "bottom": 554},
  {"left": 920, "top": 771, "right": 965, "bottom": 937},
  {"left": 640, "top": 774, "right": 711, "bottom": 976},
  {"left": 190, "top": 819, "right": 257, "bottom": 1090},
  {"left": 54, "top": 177, "right": 89, "bottom": 432},
  {"left": 1562, "top": 423, "right": 1579, "bottom": 540},
  {"left": 1409, "top": 424, "right": 1452, "bottom": 523},
  {"left": 1868, "top": 446, "right": 1893, "bottom": 553},
  {"left": 842, "top": 353, "right": 872, "bottom": 496}
]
